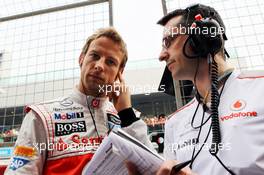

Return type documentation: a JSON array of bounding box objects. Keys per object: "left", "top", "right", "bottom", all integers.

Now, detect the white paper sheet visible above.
[{"left": 82, "top": 128, "right": 164, "bottom": 175}]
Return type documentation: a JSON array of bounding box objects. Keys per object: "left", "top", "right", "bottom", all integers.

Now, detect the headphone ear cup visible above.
[
  {"left": 187, "top": 18, "right": 223, "bottom": 58},
  {"left": 188, "top": 32, "right": 203, "bottom": 56}
]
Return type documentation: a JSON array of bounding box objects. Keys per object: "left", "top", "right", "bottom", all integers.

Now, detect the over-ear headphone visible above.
[
  {"left": 188, "top": 16, "right": 223, "bottom": 57},
  {"left": 183, "top": 4, "right": 227, "bottom": 58}
]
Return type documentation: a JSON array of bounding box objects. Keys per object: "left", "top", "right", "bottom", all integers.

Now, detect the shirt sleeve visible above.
[
  {"left": 163, "top": 121, "right": 176, "bottom": 160},
  {"left": 4, "top": 111, "right": 47, "bottom": 175},
  {"left": 123, "top": 119, "right": 156, "bottom": 152}
]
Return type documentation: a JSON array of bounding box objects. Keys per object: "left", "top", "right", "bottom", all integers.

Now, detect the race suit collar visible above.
[{"left": 70, "top": 87, "right": 109, "bottom": 107}]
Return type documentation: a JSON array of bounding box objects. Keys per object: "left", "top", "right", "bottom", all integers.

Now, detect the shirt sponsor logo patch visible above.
[
  {"left": 220, "top": 99, "right": 258, "bottom": 121},
  {"left": 220, "top": 111, "right": 258, "bottom": 121},
  {"left": 55, "top": 138, "right": 69, "bottom": 151},
  {"left": 53, "top": 112, "right": 84, "bottom": 120},
  {"left": 107, "top": 113, "right": 121, "bottom": 129},
  {"left": 71, "top": 134, "right": 103, "bottom": 145},
  {"left": 53, "top": 106, "right": 83, "bottom": 112},
  {"left": 55, "top": 121, "right": 86, "bottom": 136},
  {"left": 60, "top": 98, "right": 73, "bottom": 107},
  {"left": 9, "top": 157, "right": 30, "bottom": 171},
  {"left": 177, "top": 138, "right": 198, "bottom": 150},
  {"left": 107, "top": 113, "right": 121, "bottom": 125},
  {"left": 91, "top": 98, "right": 100, "bottom": 108},
  {"left": 14, "top": 146, "right": 36, "bottom": 158},
  {"left": 54, "top": 135, "right": 104, "bottom": 152},
  {"left": 230, "top": 99, "right": 246, "bottom": 111}
]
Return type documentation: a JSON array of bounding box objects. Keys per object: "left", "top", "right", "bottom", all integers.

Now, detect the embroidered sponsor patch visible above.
[
  {"left": 55, "top": 138, "right": 69, "bottom": 151},
  {"left": 107, "top": 113, "right": 121, "bottom": 125},
  {"left": 53, "top": 112, "right": 84, "bottom": 120},
  {"left": 55, "top": 121, "right": 87, "bottom": 136},
  {"left": 71, "top": 134, "right": 104, "bottom": 145},
  {"left": 107, "top": 113, "right": 121, "bottom": 129},
  {"left": 14, "top": 146, "right": 36, "bottom": 157},
  {"left": 230, "top": 99, "right": 246, "bottom": 111},
  {"left": 220, "top": 111, "right": 258, "bottom": 121},
  {"left": 60, "top": 98, "right": 73, "bottom": 107},
  {"left": 9, "top": 157, "right": 30, "bottom": 170},
  {"left": 53, "top": 106, "right": 83, "bottom": 112},
  {"left": 53, "top": 135, "right": 104, "bottom": 152},
  {"left": 91, "top": 98, "right": 100, "bottom": 108},
  {"left": 177, "top": 138, "right": 198, "bottom": 150}
]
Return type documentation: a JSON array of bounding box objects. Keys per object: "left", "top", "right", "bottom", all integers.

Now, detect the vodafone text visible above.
[{"left": 220, "top": 111, "right": 257, "bottom": 121}]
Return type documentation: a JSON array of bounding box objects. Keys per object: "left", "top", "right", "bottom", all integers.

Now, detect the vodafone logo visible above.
[
  {"left": 220, "top": 111, "right": 257, "bottom": 122},
  {"left": 221, "top": 99, "right": 258, "bottom": 122},
  {"left": 230, "top": 99, "right": 246, "bottom": 111}
]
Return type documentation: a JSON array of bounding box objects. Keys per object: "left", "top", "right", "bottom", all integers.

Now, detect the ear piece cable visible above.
[
  {"left": 80, "top": 74, "right": 102, "bottom": 141},
  {"left": 86, "top": 96, "right": 100, "bottom": 139},
  {"left": 190, "top": 70, "right": 227, "bottom": 166},
  {"left": 189, "top": 69, "right": 235, "bottom": 175},
  {"left": 190, "top": 102, "right": 211, "bottom": 129},
  {"left": 184, "top": 50, "right": 235, "bottom": 174},
  {"left": 190, "top": 104, "right": 206, "bottom": 168},
  {"left": 208, "top": 54, "right": 221, "bottom": 154},
  {"left": 190, "top": 118, "right": 212, "bottom": 169},
  {"left": 191, "top": 57, "right": 210, "bottom": 130},
  {"left": 191, "top": 60, "right": 212, "bottom": 129},
  {"left": 86, "top": 95, "right": 116, "bottom": 139},
  {"left": 189, "top": 56, "right": 235, "bottom": 175},
  {"left": 209, "top": 55, "right": 235, "bottom": 175}
]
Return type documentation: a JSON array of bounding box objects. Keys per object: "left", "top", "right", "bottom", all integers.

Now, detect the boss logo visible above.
[{"left": 55, "top": 121, "right": 86, "bottom": 136}]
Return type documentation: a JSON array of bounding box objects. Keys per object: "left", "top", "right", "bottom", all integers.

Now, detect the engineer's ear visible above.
[{"left": 79, "top": 53, "right": 85, "bottom": 67}]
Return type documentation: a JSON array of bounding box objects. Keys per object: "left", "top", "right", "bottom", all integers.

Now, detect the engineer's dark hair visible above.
[
  {"left": 157, "top": 4, "right": 225, "bottom": 31},
  {"left": 157, "top": 3, "right": 227, "bottom": 57}
]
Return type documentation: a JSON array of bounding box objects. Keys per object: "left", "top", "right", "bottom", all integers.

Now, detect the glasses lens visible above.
[
  {"left": 163, "top": 37, "right": 169, "bottom": 48},
  {"left": 163, "top": 35, "right": 178, "bottom": 49}
]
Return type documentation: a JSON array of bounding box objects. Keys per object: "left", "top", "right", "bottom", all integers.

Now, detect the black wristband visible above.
[{"left": 118, "top": 107, "right": 140, "bottom": 127}]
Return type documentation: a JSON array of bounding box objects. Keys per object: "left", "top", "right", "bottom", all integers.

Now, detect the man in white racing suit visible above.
[{"left": 4, "top": 27, "right": 153, "bottom": 175}]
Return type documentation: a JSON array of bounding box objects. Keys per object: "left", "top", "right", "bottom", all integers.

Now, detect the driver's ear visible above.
[
  {"left": 119, "top": 67, "right": 124, "bottom": 74},
  {"left": 115, "top": 68, "right": 124, "bottom": 80},
  {"left": 79, "top": 53, "right": 85, "bottom": 67}
]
